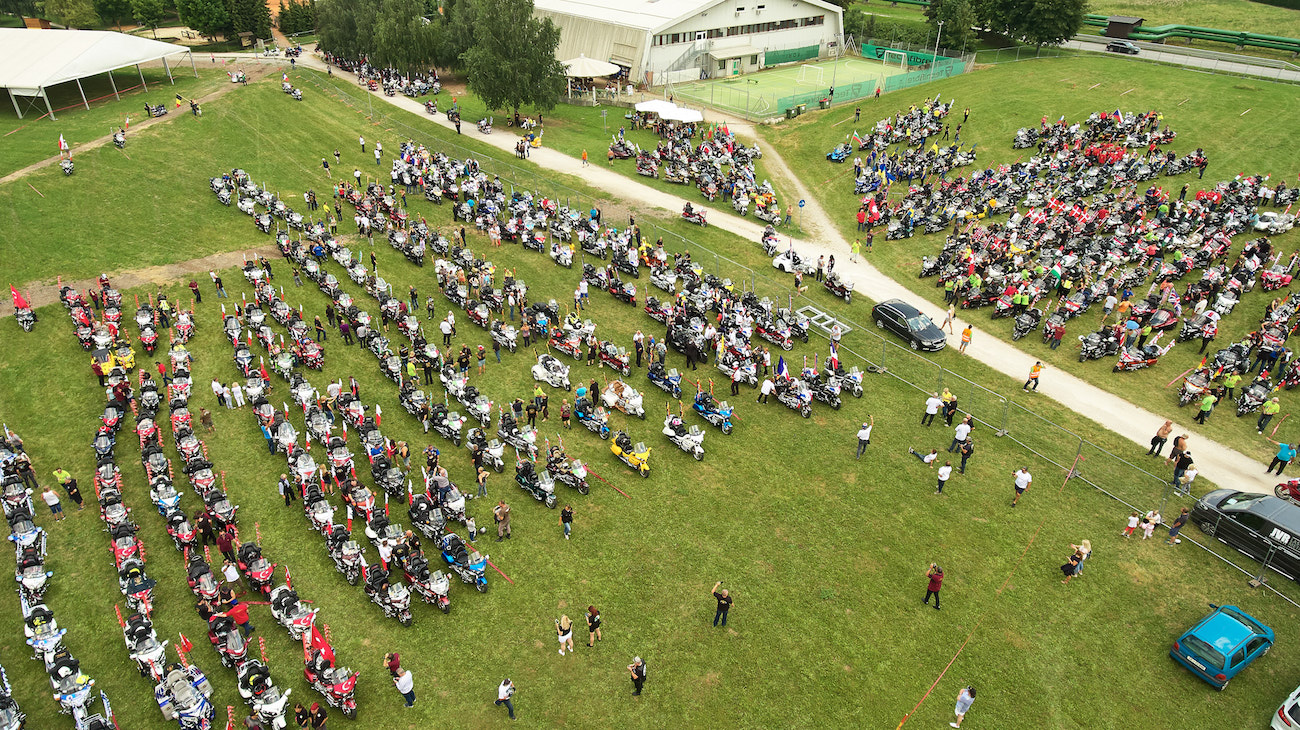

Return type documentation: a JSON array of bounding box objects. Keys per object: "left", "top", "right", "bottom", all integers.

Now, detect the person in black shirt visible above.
[
  {"left": 559, "top": 505, "right": 573, "bottom": 540},
  {"left": 711, "top": 581, "right": 733, "bottom": 627},
  {"left": 628, "top": 656, "right": 646, "bottom": 695},
  {"left": 586, "top": 605, "right": 602, "bottom": 646}
]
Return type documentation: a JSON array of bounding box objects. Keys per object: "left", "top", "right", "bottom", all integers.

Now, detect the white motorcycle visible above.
[{"left": 662, "top": 413, "right": 705, "bottom": 461}]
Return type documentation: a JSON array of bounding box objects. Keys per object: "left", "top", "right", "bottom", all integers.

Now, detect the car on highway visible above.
[
  {"left": 1191, "top": 489, "right": 1300, "bottom": 581},
  {"left": 871, "top": 299, "right": 946, "bottom": 352},
  {"left": 1170, "top": 604, "right": 1272, "bottom": 689},
  {"left": 1106, "top": 40, "right": 1141, "bottom": 55}
]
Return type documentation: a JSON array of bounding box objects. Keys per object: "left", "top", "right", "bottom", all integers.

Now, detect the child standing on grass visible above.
[
  {"left": 1122, "top": 512, "right": 1140, "bottom": 538},
  {"left": 1142, "top": 510, "right": 1161, "bottom": 539}
]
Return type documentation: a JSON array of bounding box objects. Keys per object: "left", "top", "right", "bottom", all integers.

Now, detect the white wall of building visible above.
[{"left": 644, "top": 0, "right": 843, "bottom": 80}]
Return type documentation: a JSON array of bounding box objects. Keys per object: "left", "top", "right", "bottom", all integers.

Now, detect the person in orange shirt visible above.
[
  {"left": 581, "top": 149, "right": 588, "bottom": 166},
  {"left": 959, "top": 325, "right": 972, "bottom": 354},
  {"left": 1023, "top": 361, "right": 1044, "bottom": 391}
]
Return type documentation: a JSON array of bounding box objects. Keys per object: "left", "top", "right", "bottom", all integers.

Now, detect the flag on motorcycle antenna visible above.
[
  {"left": 10, "top": 286, "right": 29, "bottom": 310},
  {"left": 829, "top": 342, "right": 840, "bottom": 371},
  {"left": 58, "top": 134, "right": 67, "bottom": 151},
  {"left": 178, "top": 632, "right": 194, "bottom": 653},
  {"left": 307, "top": 620, "right": 335, "bottom": 664},
  {"left": 851, "top": 130, "right": 863, "bottom": 148},
  {"left": 776, "top": 356, "right": 788, "bottom": 379}
]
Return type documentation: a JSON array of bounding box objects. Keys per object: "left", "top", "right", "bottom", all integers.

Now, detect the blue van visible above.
[{"left": 1170, "top": 604, "right": 1273, "bottom": 689}]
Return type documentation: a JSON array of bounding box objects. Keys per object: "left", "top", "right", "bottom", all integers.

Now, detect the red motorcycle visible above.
[
  {"left": 1276, "top": 479, "right": 1300, "bottom": 504},
  {"left": 237, "top": 543, "right": 277, "bottom": 597},
  {"left": 302, "top": 626, "right": 359, "bottom": 719}
]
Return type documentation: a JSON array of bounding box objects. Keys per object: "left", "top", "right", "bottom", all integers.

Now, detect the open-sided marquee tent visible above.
[{"left": 0, "top": 28, "right": 194, "bottom": 120}]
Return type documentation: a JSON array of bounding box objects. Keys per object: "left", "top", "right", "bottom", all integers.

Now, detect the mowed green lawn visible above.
[
  {"left": 1, "top": 68, "right": 1300, "bottom": 728},
  {"left": 1088, "top": 0, "right": 1300, "bottom": 38},
  {"left": 760, "top": 55, "right": 1300, "bottom": 460}
]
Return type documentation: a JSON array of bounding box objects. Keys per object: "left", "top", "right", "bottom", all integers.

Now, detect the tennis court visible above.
[{"left": 670, "top": 50, "right": 968, "bottom": 120}]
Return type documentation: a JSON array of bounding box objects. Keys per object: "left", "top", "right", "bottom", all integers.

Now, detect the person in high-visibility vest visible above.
[
  {"left": 1259, "top": 397, "right": 1282, "bottom": 434},
  {"left": 959, "top": 325, "right": 972, "bottom": 354},
  {"left": 1023, "top": 361, "right": 1043, "bottom": 392}
]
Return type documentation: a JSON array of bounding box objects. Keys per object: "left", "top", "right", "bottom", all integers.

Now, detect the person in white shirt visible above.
[
  {"left": 495, "top": 679, "right": 516, "bottom": 719},
  {"left": 1012, "top": 467, "right": 1032, "bottom": 507},
  {"left": 909, "top": 447, "right": 939, "bottom": 467},
  {"left": 936, "top": 462, "right": 953, "bottom": 494},
  {"left": 231, "top": 382, "right": 245, "bottom": 408},
  {"left": 757, "top": 378, "right": 775, "bottom": 404},
  {"left": 922, "top": 393, "right": 943, "bottom": 426},
  {"left": 855, "top": 417, "right": 874, "bottom": 460},
  {"left": 394, "top": 668, "right": 415, "bottom": 707},
  {"left": 948, "top": 417, "right": 972, "bottom": 453}
]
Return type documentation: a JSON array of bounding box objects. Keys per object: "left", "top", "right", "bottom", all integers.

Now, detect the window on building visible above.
[
  {"left": 750, "top": 54, "right": 758, "bottom": 65},
  {"left": 718, "top": 60, "right": 726, "bottom": 71}
]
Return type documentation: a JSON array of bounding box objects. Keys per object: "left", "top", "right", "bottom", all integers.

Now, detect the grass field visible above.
[
  {"left": 3, "top": 67, "right": 1300, "bottom": 729},
  {"left": 759, "top": 54, "right": 1300, "bottom": 461},
  {"left": 1089, "top": 0, "right": 1300, "bottom": 38},
  {"left": 0, "top": 66, "right": 229, "bottom": 176}
]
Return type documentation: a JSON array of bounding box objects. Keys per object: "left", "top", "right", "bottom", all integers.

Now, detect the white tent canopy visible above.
[
  {"left": 634, "top": 99, "right": 676, "bottom": 114},
  {"left": 0, "top": 28, "right": 193, "bottom": 120},
  {"left": 563, "top": 54, "right": 620, "bottom": 79},
  {"left": 659, "top": 107, "right": 703, "bottom": 123}
]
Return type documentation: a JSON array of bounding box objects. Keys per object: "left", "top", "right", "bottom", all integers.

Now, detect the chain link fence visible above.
[{"left": 295, "top": 68, "right": 1300, "bottom": 606}]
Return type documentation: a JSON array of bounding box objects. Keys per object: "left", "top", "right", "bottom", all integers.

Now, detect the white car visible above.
[
  {"left": 1273, "top": 684, "right": 1300, "bottom": 729},
  {"left": 772, "top": 250, "right": 817, "bottom": 275}
]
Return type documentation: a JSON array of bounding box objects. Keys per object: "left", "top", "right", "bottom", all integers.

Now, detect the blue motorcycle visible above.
[
  {"left": 826, "top": 143, "right": 851, "bottom": 163},
  {"left": 573, "top": 397, "right": 611, "bottom": 440},
  {"left": 646, "top": 362, "right": 682, "bottom": 399},
  {"left": 440, "top": 533, "right": 489, "bottom": 593},
  {"left": 692, "top": 392, "right": 734, "bottom": 435}
]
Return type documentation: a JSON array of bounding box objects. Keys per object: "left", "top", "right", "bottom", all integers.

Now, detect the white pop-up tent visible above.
[{"left": 0, "top": 28, "right": 194, "bottom": 120}]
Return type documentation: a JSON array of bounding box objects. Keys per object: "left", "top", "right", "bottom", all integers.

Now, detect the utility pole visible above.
[{"left": 929, "top": 21, "right": 944, "bottom": 83}]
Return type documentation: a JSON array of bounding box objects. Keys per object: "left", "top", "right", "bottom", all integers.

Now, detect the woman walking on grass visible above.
[
  {"left": 586, "top": 606, "right": 602, "bottom": 646},
  {"left": 556, "top": 615, "right": 574, "bottom": 656}
]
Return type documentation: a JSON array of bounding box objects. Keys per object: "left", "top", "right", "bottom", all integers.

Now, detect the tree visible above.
[
  {"left": 0, "top": 0, "right": 40, "bottom": 16},
  {"left": 372, "top": 0, "right": 437, "bottom": 74},
  {"left": 435, "top": 0, "right": 476, "bottom": 70},
  {"left": 251, "top": 0, "right": 271, "bottom": 40},
  {"left": 39, "top": 0, "right": 100, "bottom": 26},
  {"left": 316, "top": 0, "right": 375, "bottom": 58},
  {"left": 924, "top": 0, "right": 977, "bottom": 54},
  {"left": 130, "top": 0, "right": 166, "bottom": 35},
  {"left": 1017, "top": 0, "right": 1085, "bottom": 47},
  {"left": 178, "top": 0, "right": 230, "bottom": 39},
  {"left": 93, "top": 0, "right": 132, "bottom": 27},
  {"left": 461, "top": 0, "right": 565, "bottom": 114}
]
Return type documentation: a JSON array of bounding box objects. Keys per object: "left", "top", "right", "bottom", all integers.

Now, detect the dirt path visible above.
[
  {"left": 0, "top": 63, "right": 277, "bottom": 187},
  {"left": 293, "top": 51, "right": 1272, "bottom": 492},
  {"left": 3, "top": 245, "right": 279, "bottom": 315}
]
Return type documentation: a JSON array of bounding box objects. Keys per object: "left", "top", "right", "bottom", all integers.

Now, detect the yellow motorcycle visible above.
[
  {"left": 114, "top": 342, "right": 137, "bottom": 371},
  {"left": 610, "top": 430, "right": 651, "bottom": 478}
]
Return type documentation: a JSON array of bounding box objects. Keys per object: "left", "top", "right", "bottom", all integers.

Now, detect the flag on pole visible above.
[
  {"left": 851, "top": 130, "right": 863, "bottom": 148},
  {"left": 10, "top": 286, "right": 29, "bottom": 310},
  {"left": 307, "top": 621, "right": 334, "bottom": 664},
  {"left": 58, "top": 134, "right": 68, "bottom": 152},
  {"left": 775, "top": 356, "right": 788, "bottom": 379}
]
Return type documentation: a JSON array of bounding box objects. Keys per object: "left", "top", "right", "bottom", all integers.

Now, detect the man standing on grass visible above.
[
  {"left": 495, "top": 679, "right": 516, "bottom": 719},
  {"left": 924, "top": 563, "right": 943, "bottom": 610},
  {"left": 628, "top": 657, "right": 646, "bottom": 696},
  {"left": 855, "top": 417, "right": 873, "bottom": 460},
  {"left": 1166, "top": 507, "right": 1190, "bottom": 545},
  {"left": 922, "top": 392, "right": 942, "bottom": 426},
  {"left": 936, "top": 461, "right": 953, "bottom": 494},
  {"left": 711, "top": 581, "right": 732, "bottom": 627},
  {"left": 1011, "top": 467, "right": 1031, "bottom": 507}
]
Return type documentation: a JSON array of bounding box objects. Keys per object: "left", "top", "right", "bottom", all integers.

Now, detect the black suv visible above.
[{"left": 1192, "top": 489, "right": 1300, "bottom": 581}]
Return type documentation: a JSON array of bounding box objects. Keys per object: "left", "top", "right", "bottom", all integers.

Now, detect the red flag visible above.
[
  {"left": 178, "top": 632, "right": 194, "bottom": 653},
  {"left": 307, "top": 621, "right": 335, "bottom": 665},
  {"left": 9, "top": 286, "right": 28, "bottom": 310}
]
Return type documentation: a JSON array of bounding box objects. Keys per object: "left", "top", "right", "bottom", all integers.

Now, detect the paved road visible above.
[{"left": 1066, "top": 38, "right": 1300, "bottom": 83}]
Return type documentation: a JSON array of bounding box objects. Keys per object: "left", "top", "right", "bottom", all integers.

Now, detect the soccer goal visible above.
[
  {"left": 881, "top": 49, "right": 908, "bottom": 72},
  {"left": 795, "top": 64, "right": 825, "bottom": 86}
]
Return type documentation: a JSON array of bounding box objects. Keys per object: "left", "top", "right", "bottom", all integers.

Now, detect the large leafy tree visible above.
[
  {"left": 93, "top": 0, "right": 132, "bottom": 27},
  {"left": 923, "top": 0, "right": 977, "bottom": 54},
  {"left": 39, "top": 0, "right": 100, "bottom": 27},
  {"left": 178, "top": 0, "right": 231, "bottom": 39},
  {"left": 433, "top": 0, "right": 475, "bottom": 70},
  {"left": 372, "top": 0, "right": 437, "bottom": 73},
  {"left": 316, "top": 0, "right": 376, "bottom": 59},
  {"left": 1017, "top": 0, "right": 1086, "bottom": 48},
  {"left": 0, "top": 0, "right": 40, "bottom": 16},
  {"left": 461, "top": 0, "right": 565, "bottom": 114},
  {"left": 130, "top": 0, "right": 166, "bottom": 35}
]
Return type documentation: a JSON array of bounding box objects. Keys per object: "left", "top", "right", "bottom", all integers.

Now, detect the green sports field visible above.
[{"left": 671, "top": 56, "right": 910, "bottom": 119}]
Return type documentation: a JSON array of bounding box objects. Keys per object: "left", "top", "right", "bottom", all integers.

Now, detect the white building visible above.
[{"left": 534, "top": 0, "right": 844, "bottom": 86}]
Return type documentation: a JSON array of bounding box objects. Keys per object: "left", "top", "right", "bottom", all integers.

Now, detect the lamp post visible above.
[{"left": 929, "top": 21, "right": 944, "bottom": 83}]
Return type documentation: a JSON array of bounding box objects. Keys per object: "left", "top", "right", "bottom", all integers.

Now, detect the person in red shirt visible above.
[
  {"left": 224, "top": 600, "right": 255, "bottom": 637},
  {"left": 924, "top": 563, "right": 944, "bottom": 610}
]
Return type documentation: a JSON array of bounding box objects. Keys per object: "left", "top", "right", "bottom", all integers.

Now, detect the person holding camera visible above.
[
  {"left": 628, "top": 656, "right": 647, "bottom": 696},
  {"left": 924, "top": 564, "right": 944, "bottom": 610},
  {"left": 495, "top": 678, "right": 516, "bottom": 720},
  {"left": 711, "top": 581, "right": 733, "bottom": 627}
]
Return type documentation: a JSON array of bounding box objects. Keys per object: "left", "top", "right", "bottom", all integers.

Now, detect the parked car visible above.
[
  {"left": 1170, "top": 604, "right": 1272, "bottom": 689},
  {"left": 871, "top": 299, "right": 946, "bottom": 352},
  {"left": 1191, "top": 489, "right": 1300, "bottom": 581},
  {"left": 1271, "top": 683, "right": 1300, "bottom": 729},
  {"left": 1105, "top": 40, "right": 1141, "bottom": 55}
]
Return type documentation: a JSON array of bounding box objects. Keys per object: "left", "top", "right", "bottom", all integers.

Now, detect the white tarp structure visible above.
[
  {"left": 563, "top": 54, "right": 620, "bottom": 79},
  {"left": 634, "top": 99, "right": 676, "bottom": 114},
  {"left": 659, "top": 106, "right": 703, "bottom": 123},
  {"left": 0, "top": 28, "right": 193, "bottom": 120}
]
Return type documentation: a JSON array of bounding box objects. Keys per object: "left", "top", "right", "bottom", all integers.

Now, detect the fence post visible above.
[
  {"left": 997, "top": 397, "right": 1008, "bottom": 437},
  {"left": 1257, "top": 544, "right": 1278, "bottom": 585},
  {"left": 1155, "top": 479, "right": 1176, "bottom": 517}
]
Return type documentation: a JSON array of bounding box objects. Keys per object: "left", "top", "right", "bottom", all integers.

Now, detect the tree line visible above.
[
  {"left": 317, "top": 0, "right": 568, "bottom": 115},
  {"left": 845, "top": 0, "right": 1087, "bottom": 54},
  {"left": 18, "top": 0, "right": 282, "bottom": 43}
]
